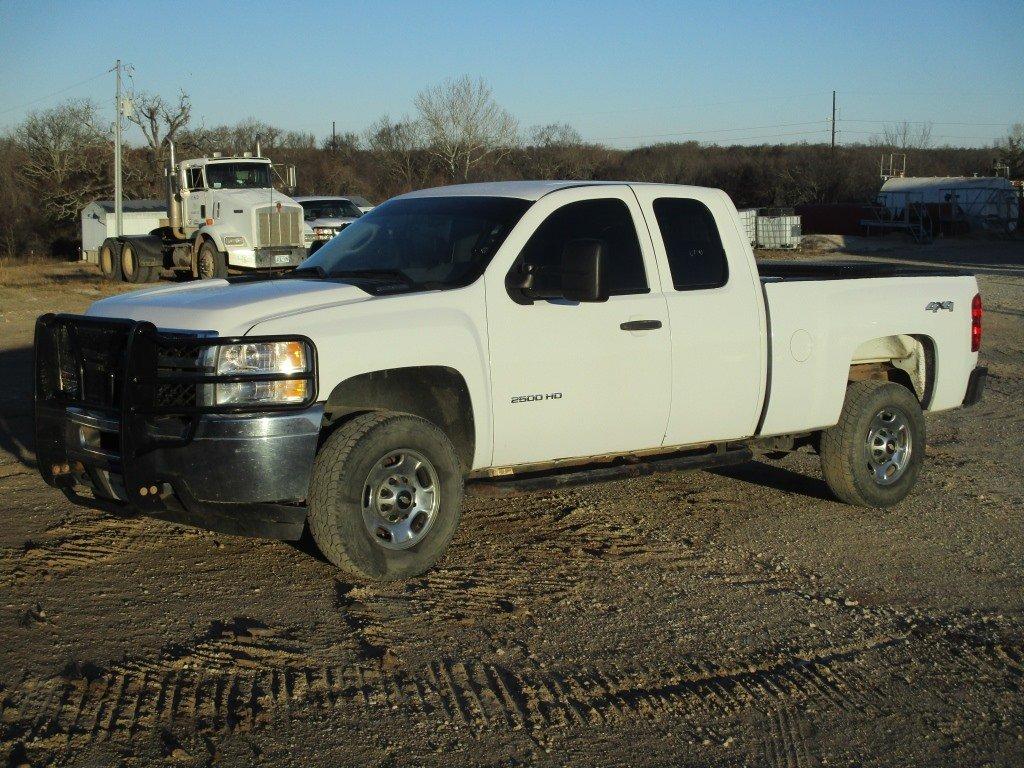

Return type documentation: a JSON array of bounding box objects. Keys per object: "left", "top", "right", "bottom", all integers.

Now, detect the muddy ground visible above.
[{"left": 1, "top": 239, "right": 1022, "bottom": 767}]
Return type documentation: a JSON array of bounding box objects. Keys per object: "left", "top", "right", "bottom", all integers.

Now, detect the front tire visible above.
[
  {"left": 308, "top": 412, "right": 464, "bottom": 581},
  {"left": 819, "top": 380, "right": 925, "bottom": 507},
  {"left": 196, "top": 239, "right": 228, "bottom": 279}
]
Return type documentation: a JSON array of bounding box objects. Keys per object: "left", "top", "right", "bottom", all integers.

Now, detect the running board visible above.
[{"left": 469, "top": 446, "right": 753, "bottom": 495}]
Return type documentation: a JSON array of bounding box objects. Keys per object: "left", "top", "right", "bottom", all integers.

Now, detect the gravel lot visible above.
[{"left": 1, "top": 238, "right": 1022, "bottom": 767}]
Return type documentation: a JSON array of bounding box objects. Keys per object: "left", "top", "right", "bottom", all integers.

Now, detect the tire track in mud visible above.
[
  {"left": 339, "top": 495, "right": 711, "bottom": 645},
  {"left": 15, "top": 617, "right": 1018, "bottom": 756},
  {"left": 754, "top": 703, "right": 820, "bottom": 768},
  {"left": 1, "top": 628, "right": 934, "bottom": 750},
  {"left": 0, "top": 513, "right": 201, "bottom": 588}
]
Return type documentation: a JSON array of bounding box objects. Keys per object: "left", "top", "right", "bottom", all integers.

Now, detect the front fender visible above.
[{"left": 245, "top": 282, "right": 493, "bottom": 469}]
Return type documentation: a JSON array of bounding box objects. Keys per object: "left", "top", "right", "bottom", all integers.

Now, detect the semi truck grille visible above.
[{"left": 256, "top": 206, "right": 302, "bottom": 247}]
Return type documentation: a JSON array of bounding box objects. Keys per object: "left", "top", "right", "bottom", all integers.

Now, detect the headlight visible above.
[
  {"left": 210, "top": 340, "right": 313, "bottom": 405},
  {"left": 222, "top": 236, "right": 246, "bottom": 247},
  {"left": 303, "top": 232, "right": 316, "bottom": 243},
  {"left": 313, "top": 226, "right": 337, "bottom": 238}
]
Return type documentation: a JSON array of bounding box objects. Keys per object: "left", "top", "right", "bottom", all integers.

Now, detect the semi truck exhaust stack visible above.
[{"left": 166, "top": 141, "right": 187, "bottom": 239}]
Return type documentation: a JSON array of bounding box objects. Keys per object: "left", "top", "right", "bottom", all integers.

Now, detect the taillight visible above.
[{"left": 971, "top": 293, "right": 982, "bottom": 352}]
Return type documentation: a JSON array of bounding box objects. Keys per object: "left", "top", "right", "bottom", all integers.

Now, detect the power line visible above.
[
  {"left": 594, "top": 120, "right": 826, "bottom": 143},
  {"left": 837, "top": 128, "right": 1002, "bottom": 142},
  {"left": 840, "top": 118, "right": 1012, "bottom": 127},
  {"left": 0, "top": 69, "right": 111, "bottom": 117},
  {"left": 600, "top": 128, "right": 829, "bottom": 146},
  {"left": 558, "top": 92, "right": 825, "bottom": 119}
]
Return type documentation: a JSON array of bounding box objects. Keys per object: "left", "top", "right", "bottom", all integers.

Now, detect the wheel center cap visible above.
[
  {"left": 886, "top": 440, "right": 897, "bottom": 454},
  {"left": 396, "top": 490, "right": 413, "bottom": 510}
]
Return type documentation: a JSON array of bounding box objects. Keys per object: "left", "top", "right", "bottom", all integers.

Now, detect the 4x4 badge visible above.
[{"left": 925, "top": 301, "right": 954, "bottom": 313}]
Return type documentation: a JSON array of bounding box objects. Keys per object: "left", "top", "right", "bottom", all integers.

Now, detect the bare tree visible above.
[
  {"left": 365, "top": 115, "right": 428, "bottom": 190},
  {"left": 996, "top": 122, "right": 1024, "bottom": 177},
  {"left": 414, "top": 76, "right": 518, "bottom": 180},
  {"left": 526, "top": 122, "right": 595, "bottom": 179},
  {"left": 125, "top": 89, "right": 191, "bottom": 166},
  {"left": 322, "top": 130, "right": 362, "bottom": 155},
  {"left": 15, "top": 100, "right": 110, "bottom": 221},
  {"left": 0, "top": 136, "right": 33, "bottom": 258},
  {"left": 879, "top": 121, "right": 933, "bottom": 150}
]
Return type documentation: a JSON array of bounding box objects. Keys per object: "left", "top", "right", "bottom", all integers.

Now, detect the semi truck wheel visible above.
[
  {"left": 98, "top": 239, "right": 122, "bottom": 281},
  {"left": 307, "top": 412, "right": 464, "bottom": 581},
  {"left": 819, "top": 380, "right": 925, "bottom": 507},
  {"left": 196, "top": 240, "right": 228, "bottom": 279}
]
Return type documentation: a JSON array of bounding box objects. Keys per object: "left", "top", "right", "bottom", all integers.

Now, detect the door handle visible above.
[{"left": 620, "top": 320, "right": 662, "bottom": 331}]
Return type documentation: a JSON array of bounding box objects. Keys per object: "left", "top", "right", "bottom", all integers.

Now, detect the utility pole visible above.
[
  {"left": 830, "top": 90, "right": 837, "bottom": 151},
  {"left": 113, "top": 59, "right": 124, "bottom": 237},
  {"left": 332, "top": 120, "right": 337, "bottom": 151}
]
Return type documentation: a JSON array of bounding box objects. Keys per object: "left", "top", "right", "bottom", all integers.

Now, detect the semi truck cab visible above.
[{"left": 94, "top": 146, "right": 307, "bottom": 284}]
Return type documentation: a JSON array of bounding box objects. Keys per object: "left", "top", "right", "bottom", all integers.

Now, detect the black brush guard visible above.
[{"left": 34, "top": 313, "right": 318, "bottom": 538}]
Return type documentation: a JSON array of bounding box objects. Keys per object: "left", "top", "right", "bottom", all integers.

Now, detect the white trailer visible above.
[{"left": 80, "top": 200, "right": 167, "bottom": 263}]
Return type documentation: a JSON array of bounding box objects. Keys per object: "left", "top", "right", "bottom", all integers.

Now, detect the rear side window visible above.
[
  {"left": 517, "top": 198, "right": 648, "bottom": 297},
  {"left": 653, "top": 198, "right": 729, "bottom": 290}
]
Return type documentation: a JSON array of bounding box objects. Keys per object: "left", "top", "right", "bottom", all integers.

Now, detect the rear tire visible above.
[
  {"left": 119, "top": 242, "right": 153, "bottom": 284},
  {"left": 196, "top": 239, "right": 228, "bottom": 279},
  {"left": 307, "top": 412, "right": 464, "bottom": 581},
  {"left": 98, "top": 239, "right": 121, "bottom": 281},
  {"left": 819, "top": 380, "right": 925, "bottom": 507}
]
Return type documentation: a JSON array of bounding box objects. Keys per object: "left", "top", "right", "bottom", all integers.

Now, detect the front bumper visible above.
[
  {"left": 228, "top": 246, "right": 308, "bottom": 270},
  {"left": 34, "top": 314, "right": 320, "bottom": 540}
]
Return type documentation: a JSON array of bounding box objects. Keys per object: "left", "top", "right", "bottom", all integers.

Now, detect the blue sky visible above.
[{"left": 1, "top": 0, "right": 1021, "bottom": 148}]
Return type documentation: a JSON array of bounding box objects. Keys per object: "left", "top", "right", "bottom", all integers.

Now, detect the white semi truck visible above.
[
  {"left": 37, "top": 181, "right": 986, "bottom": 581},
  {"left": 85, "top": 144, "right": 307, "bottom": 283}
]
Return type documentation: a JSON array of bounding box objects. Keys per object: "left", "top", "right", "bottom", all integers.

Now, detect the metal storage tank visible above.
[
  {"left": 878, "top": 176, "right": 1019, "bottom": 232},
  {"left": 79, "top": 199, "right": 167, "bottom": 263}
]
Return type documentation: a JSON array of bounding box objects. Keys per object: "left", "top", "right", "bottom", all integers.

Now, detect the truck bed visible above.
[{"left": 757, "top": 259, "right": 968, "bottom": 282}]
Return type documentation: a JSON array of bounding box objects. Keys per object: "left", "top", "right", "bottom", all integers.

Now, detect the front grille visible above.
[
  {"left": 155, "top": 341, "right": 205, "bottom": 408},
  {"left": 256, "top": 206, "right": 302, "bottom": 247},
  {"left": 35, "top": 319, "right": 131, "bottom": 409}
]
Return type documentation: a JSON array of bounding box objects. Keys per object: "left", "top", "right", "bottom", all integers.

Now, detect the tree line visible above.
[{"left": 0, "top": 75, "right": 1018, "bottom": 258}]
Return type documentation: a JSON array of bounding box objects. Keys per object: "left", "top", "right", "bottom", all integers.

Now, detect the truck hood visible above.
[
  {"left": 86, "top": 278, "right": 373, "bottom": 335},
  {"left": 307, "top": 216, "right": 359, "bottom": 228},
  {"left": 215, "top": 188, "right": 302, "bottom": 212}
]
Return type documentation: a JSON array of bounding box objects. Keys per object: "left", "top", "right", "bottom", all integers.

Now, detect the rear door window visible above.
[{"left": 653, "top": 198, "right": 729, "bottom": 290}]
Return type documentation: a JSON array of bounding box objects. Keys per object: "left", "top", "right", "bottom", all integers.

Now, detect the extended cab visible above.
[{"left": 34, "top": 182, "right": 986, "bottom": 580}]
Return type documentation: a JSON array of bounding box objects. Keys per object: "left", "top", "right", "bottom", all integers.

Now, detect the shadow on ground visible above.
[
  {"left": 0, "top": 346, "right": 35, "bottom": 469},
  {"left": 711, "top": 459, "right": 834, "bottom": 502}
]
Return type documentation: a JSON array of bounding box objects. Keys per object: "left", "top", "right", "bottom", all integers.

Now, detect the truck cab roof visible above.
[
  {"left": 180, "top": 156, "right": 272, "bottom": 168},
  {"left": 395, "top": 180, "right": 722, "bottom": 202}
]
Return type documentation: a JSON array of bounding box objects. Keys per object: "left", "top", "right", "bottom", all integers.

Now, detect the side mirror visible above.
[
  {"left": 506, "top": 261, "right": 536, "bottom": 305},
  {"left": 561, "top": 238, "right": 607, "bottom": 302},
  {"left": 286, "top": 165, "right": 297, "bottom": 193}
]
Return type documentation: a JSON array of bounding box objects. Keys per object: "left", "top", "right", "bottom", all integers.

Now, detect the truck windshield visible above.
[
  {"left": 300, "top": 199, "right": 363, "bottom": 220},
  {"left": 300, "top": 196, "right": 531, "bottom": 289},
  {"left": 205, "top": 162, "right": 272, "bottom": 189}
]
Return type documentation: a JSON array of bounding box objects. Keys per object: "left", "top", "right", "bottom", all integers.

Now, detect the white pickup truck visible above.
[{"left": 34, "top": 181, "right": 986, "bottom": 581}]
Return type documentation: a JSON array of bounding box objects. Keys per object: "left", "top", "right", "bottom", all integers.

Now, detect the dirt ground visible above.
[{"left": 1, "top": 238, "right": 1022, "bottom": 767}]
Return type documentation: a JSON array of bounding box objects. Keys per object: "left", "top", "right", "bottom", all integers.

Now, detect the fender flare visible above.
[{"left": 322, "top": 366, "right": 476, "bottom": 471}]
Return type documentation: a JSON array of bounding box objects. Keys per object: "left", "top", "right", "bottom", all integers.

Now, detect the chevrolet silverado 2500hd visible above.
[{"left": 34, "top": 181, "right": 987, "bottom": 580}]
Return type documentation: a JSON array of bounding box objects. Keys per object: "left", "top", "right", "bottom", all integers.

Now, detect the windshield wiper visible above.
[
  {"left": 330, "top": 269, "right": 416, "bottom": 287},
  {"left": 283, "top": 265, "right": 327, "bottom": 279}
]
